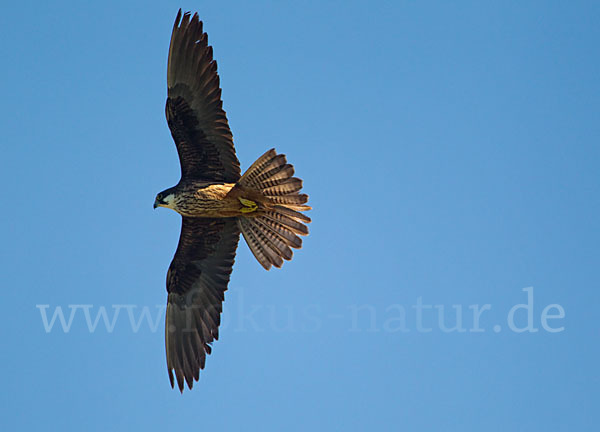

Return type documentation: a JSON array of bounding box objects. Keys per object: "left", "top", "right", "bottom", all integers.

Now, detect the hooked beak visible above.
[{"left": 153, "top": 201, "right": 158, "bottom": 209}]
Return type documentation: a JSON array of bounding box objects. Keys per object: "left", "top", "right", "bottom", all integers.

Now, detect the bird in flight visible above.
[{"left": 154, "top": 10, "right": 311, "bottom": 392}]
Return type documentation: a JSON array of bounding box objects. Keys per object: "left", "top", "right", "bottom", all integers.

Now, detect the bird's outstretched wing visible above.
[
  {"left": 166, "top": 10, "right": 241, "bottom": 183},
  {"left": 165, "top": 217, "right": 240, "bottom": 391}
]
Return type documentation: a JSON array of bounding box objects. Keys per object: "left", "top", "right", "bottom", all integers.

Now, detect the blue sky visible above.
[{"left": 1, "top": 0, "right": 599, "bottom": 430}]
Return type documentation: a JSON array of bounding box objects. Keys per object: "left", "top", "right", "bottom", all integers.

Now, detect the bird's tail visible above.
[{"left": 236, "top": 149, "right": 311, "bottom": 270}]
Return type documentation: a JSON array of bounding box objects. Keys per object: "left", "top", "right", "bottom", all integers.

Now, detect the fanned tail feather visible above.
[{"left": 237, "top": 149, "right": 311, "bottom": 270}]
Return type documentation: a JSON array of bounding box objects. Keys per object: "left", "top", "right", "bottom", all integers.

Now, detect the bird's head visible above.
[{"left": 154, "top": 188, "right": 176, "bottom": 209}]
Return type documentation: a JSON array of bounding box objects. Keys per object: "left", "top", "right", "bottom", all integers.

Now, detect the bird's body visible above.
[
  {"left": 165, "top": 182, "right": 240, "bottom": 217},
  {"left": 158, "top": 181, "right": 271, "bottom": 218},
  {"left": 154, "top": 10, "right": 311, "bottom": 392}
]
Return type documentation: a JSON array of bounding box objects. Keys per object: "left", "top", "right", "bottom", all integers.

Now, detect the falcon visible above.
[{"left": 154, "top": 10, "right": 311, "bottom": 392}]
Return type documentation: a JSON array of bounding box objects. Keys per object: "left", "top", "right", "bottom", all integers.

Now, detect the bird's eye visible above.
[{"left": 157, "top": 194, "right": 163, "bottom": 201}]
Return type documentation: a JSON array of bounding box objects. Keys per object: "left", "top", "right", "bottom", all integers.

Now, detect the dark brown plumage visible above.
[
  {"left": 154, "top": 10, "right": 311, "bottom": 392},
  {"left": 165, "top": 218, "right": 239, "bottom": 391}
]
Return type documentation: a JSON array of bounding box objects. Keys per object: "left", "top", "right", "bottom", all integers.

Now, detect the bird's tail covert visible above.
[{"left": 237, "top": 149, "right": 311, "bottom": 270}]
